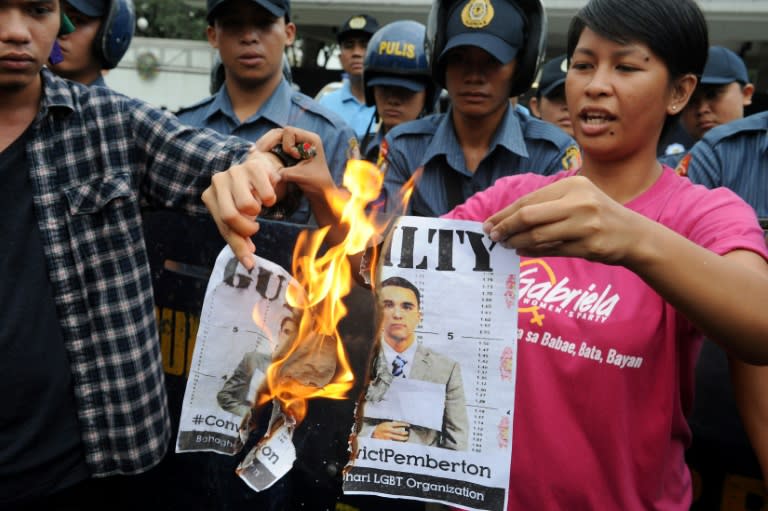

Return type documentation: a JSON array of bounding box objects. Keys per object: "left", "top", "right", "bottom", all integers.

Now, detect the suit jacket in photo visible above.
[
  {"left": 362, "top": 342, "right": 469, "bottom": 450},
  {"left": 217, "top": 350, "right": 272, "bottom": 417}
]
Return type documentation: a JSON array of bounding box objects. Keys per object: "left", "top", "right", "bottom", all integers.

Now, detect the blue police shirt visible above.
[
  {"left": 658, "top": 151, "right": 685, "bottom": 168},
  {"left": 362, "top": 125, "right": 384, "bottom": 163},
  {"left": 177, "top": 79, "right": 358, "bottom": 224},
  {"left": 317, "top": 79, "right": 376, "bottom": 140},
  {"left": 684, "top": 111, "right": 768, "bottom": 216},
  {"left": 379, "top": 105, "right": 581, "bottom": 217}
]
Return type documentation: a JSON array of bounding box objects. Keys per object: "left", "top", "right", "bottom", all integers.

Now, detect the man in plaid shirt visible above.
[{"left": 0, "top": 2, "right": 290, "bottom": 507}]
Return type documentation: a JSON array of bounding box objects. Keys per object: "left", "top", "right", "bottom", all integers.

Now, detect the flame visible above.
[{"left": 255, "top": 160, "right": 398, "bottom": 425}]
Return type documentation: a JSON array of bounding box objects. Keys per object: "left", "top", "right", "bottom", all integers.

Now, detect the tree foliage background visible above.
[{"left": 134, "top": 0, "right": 208, "bottom": 40}]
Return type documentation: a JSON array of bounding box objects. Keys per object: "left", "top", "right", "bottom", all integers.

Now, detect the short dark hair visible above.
[
  {"left": 280, "top": 315, "right": 296, "bottom": 330},
  {"left": 380, "top": 276, "right": 421, "bottom": 309},
  {"left": 566, "top": 0, "right": 708, "bottom": 139}
]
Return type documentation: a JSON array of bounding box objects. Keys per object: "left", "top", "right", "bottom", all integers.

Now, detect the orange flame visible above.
[{"left": 256, "top": 160, "right": 392, "bottom": 424}]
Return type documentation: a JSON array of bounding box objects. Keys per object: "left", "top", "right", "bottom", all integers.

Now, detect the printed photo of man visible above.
[
  {"left": 217, "top": 312, "right": 298, "bottom": 417},
  {"left": 361, "top": 276, "right": 468, "bottom": 450}
]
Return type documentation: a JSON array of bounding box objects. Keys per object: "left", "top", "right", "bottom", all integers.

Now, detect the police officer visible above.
[
  {"left": 529, "top": 54, "right": 573, "bottom": 137},
  {"left": 49, "top": 0, "right": 135, "bottom": 86},
  {"left": 677, "top": 52, "right": 764, "bottom": 507},
  {"left": 317, "top": 14, "right": 380, "bottom": 139},
  {"left": 379, "top": 0, "right": 580, "bottom": 217},
  {"left": 170, "top": 1, "right": 358, "bottom": 509},
  {"left": 684, "top": 111, "right": 768, "bottom": 215},
  {"left": 677, "top": 111, "right": 768, "bottom": 508},
  {"left": 360, "top": 20, "right": 439, "bottom": 162},
  {"left": 177, "top": 0, "right": 358, "bottom": 225},
  {"left": 661, "top": 46, "right": 754, "bottom": 168}
]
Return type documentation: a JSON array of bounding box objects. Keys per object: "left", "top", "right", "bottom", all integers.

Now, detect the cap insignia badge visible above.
[
  {"left": 461, "top": 0, "right": 495, "bottom": 29},
  {"left": 349, "top": 16, "right": 367, "bottom": 29}
]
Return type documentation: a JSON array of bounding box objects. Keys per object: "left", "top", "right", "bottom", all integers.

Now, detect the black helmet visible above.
[
  {"left": 363, "top": 20, "right": 439, "bottom": 114},
  {"left": 426, "top": 0, "right": 547, "bottom": 97},
  {"left": 67, "top": 0, "right": 135, "bottom": 68}
]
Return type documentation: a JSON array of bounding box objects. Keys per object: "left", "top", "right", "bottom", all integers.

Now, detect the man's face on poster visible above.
[
  {"left": 278, "top": 317, "right": 297, "bottom": 347},
  {"left": 378, "top": 285, "right": 421, "bottom": 351}
]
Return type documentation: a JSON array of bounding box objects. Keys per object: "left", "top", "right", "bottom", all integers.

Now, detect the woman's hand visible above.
[{"left": 482, "top": 175, "right": 646, "bottom": 265}]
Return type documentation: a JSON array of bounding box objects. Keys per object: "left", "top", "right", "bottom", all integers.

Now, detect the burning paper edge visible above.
[
  {"left": 343, "top": 223, "right": 400, "bottom": 474},
  {"left": 237, "top": 161, "right": 421, "bottom": 487},
  {"left": 236, "top": 419, "right": 297, "bottom": 492}
]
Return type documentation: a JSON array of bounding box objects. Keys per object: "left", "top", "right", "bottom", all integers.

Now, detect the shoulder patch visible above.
[
  {"left": 561, "top": 145, "right": 582, "bottom": 171},
  {"left": 347, "top": 137, "right": 361, "bottom": 161},
  {"left": 675, "top": 153, "right": 692, "bottom": 177},
  {"left": 701, "top": 114, "right": 767, "bottom": 147},
  {"left": 388, "top": 115, "right": 441, "bottom": 139},
  {"left": 377, "top": 138, "right": 389, "bottom": 171}
]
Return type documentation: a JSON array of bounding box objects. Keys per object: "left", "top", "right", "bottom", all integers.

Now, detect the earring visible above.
[{"left": 671, "top": 105, "right": 677, "bottom": 111}]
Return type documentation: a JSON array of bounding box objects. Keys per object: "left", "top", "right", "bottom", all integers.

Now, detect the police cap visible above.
[
  {"left": 207, "top": 0, "right": 290, "bottom": 23},
  {"left": 537, "top": 54, "right": 568, "bottom": 98},
  {"left": 336, "top": 14, "right": 380, "bottom": 43},
  {"left": 439, "top": 0, "right": 526, "bottom": 66},
  {"left": 701, "top": 46, "right": 750, "bottom": 85}
]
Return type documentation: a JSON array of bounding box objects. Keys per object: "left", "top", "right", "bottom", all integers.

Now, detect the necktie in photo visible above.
[{"left": 392, "top": 355, "right": 407, "bottom": 377}]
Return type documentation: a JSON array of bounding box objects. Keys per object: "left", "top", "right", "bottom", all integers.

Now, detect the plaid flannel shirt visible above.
[{"left": 27, "top": 69, "right": 251, "bottom": 476}]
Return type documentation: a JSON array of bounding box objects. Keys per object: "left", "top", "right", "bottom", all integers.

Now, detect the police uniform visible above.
[
  {"left": 379, "top": 106, "right": 581, "bottom": 217},
  {"left": 661, "top": 46, "right": 752, "bottom": 171},
  {"left": 679, "top": 110, "right": 768, "bottom": 511},
  {"left": 317, "top": 80, "right": 376, "bottom": 140},
  {"left": 374, "top": 0, "right": 579, "bottom": 217},
  {"left": 360, "top": 20, "right": 438, "bottom": 164},
  {"left": 682, "top": 111, "right": 768, "bottom": 216},
  {"left": 658, "top": 150, "right": 685, "bottom": 169},
  {"left": 177, "top": 79, "right": 358, "bottom": 224},
  {"left": 362, "top": 125, "right": 385, "bottom": 163},
  {"left": 317, "top": 14, "right": 380, "bottom": 139}
]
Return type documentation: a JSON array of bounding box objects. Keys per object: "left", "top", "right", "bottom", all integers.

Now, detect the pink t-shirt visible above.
[{"left": 445, "top": 168, "right": 768, "bottom": 510}]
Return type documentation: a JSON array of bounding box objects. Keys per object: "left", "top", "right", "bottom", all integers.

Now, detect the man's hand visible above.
[
  {"left": 203, "top": 127, "right": 340, "bottom": 270},
  {"left": 202, "top": 149, "right": 282, "bottom": 270},
  {"left": 254, "top": 126, "right": 336, "bottom": 204},
  {"left": 372, "top": 421, "right": 411, "bottom": 442}
]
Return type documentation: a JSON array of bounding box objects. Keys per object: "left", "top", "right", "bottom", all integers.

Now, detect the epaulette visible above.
[
  {"left": 289, "top": 90, "right": 359, "bottom": 132},
  {"left": 387, "top": 114, "right": 443, "bottom": 140},
  {"left": 701, "top": 113, "right": 768, "bottom": 147},
  {"left": 174, "top": 95, "right": 215, "bottom": 116}
]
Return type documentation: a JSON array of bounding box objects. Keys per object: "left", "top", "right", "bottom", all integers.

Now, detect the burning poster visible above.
[
  {"left": 345, "top": 215, "right": 520, "bottom": 511},
  {"left": 175, "top": 248, "right": 300, "bottom": 456},
  {"left": 176, "top": 157, "right": 518, "bottom": 505},
  {"left": 178, "top": 159, "right": 385, "bottom": 491},
  {"left": 175, "top": 246, "right": 344, "bottom": 491}
]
